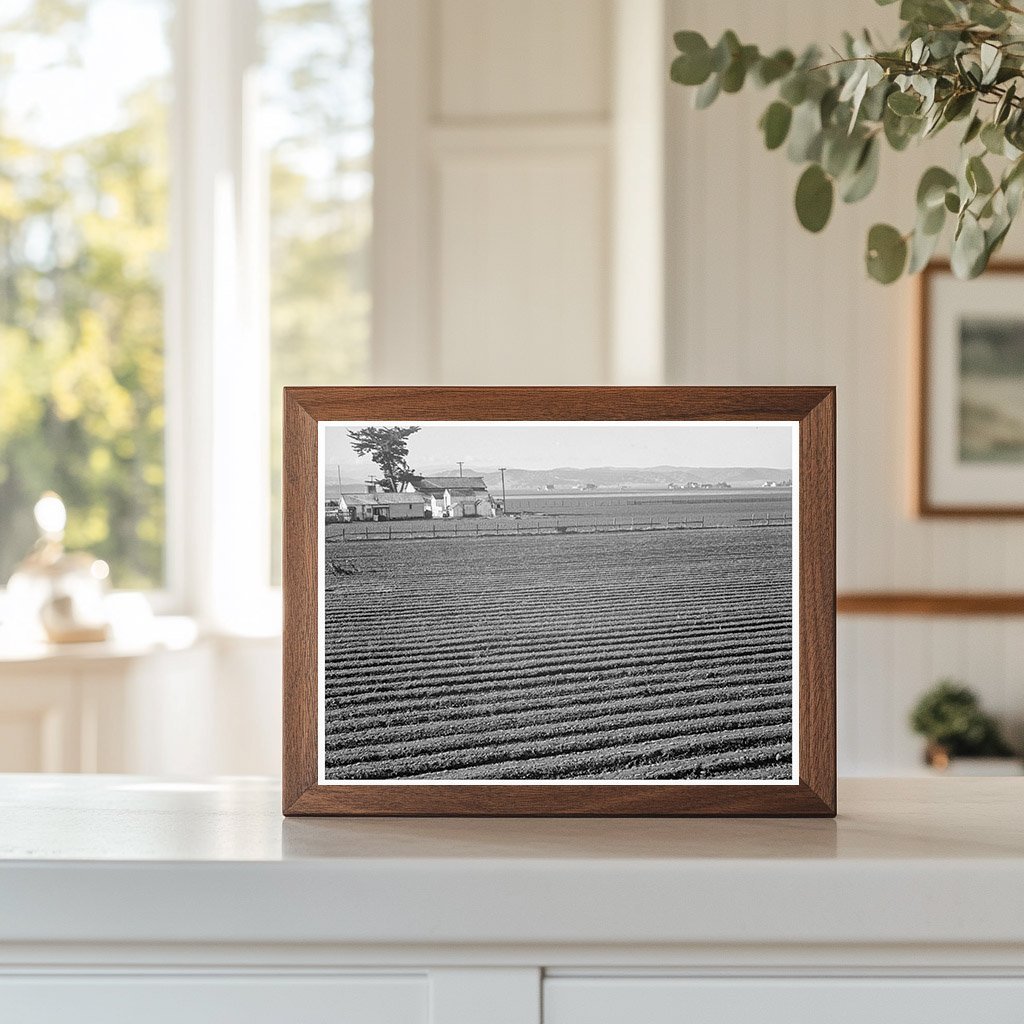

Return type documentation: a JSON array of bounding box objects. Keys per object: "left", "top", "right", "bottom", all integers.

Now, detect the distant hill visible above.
[
  {"left": 425, "top": 465, "right": 791, "bottom": 492},
  {"left": 324, "top": 476, "right": 375, "bottom": 499},
  {"left": 324, "top": 464, "right": 792, "bottom": 497}
]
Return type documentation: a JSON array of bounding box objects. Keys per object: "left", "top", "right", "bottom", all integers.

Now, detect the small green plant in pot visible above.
[{"left": 909, "top": 679, "right": 1015, "bottom": 768}]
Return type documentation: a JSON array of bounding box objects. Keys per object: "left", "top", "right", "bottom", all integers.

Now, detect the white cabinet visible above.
[
  {"left": 0, "top": 975, "right": 427, "bottom": 1024},
  {"left": 2, "top": 778, "right": 1023, "bottom": 1023},
  {"left": 0, "top": 625, "right": 284, "bottom": 776},
  {"left": 0, "top": 640, "right": 210, "bottom": 773},
  {"left": 544, "top": 977, "right": 1024, "bottom": 1024}
]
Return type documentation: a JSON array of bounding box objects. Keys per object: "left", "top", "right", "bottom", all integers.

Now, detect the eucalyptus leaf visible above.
[
  {"left": 962, "top": 115, "right": 983, "bottom": 145},
  {"left": 820, "top": 85, "right": 841, "bottom": 126},
  {"left": 694, "top": 73, "right": 721, "bottom": 109},
  {"left": 922, "top": 103, "right": 946, "bottom": 137},
  {"left": 996, "top": 82, "right": 1017, "bottom": 124},
  {"left": 888, "top": 90, "right": 921, "bottom": 115},
  {"left": 822, "top": 129, "right": 863, "bottom": 178},
  {"left": 795, "top": 164, "right": 834, "bottom": 232},
  {"left": 842, "top": 137, "right": 880, "bottom": 203},
  {"left": 721, "top": 44, "right": 759, "bottom": 92},
  {"left": 981, "top": 121, "right": 1006, "bottom": 155},
  {"left": 671, "top": 51, "right": 712, "bottom": 87},
  {"left": 787, "top": 101, "right": 823, "bottom": 162},
  {"left": 951, "top": 212, "right": 987, "bottom": 278},
  {"left": 967, "top": 154, "right": 995, "bottom": 195},
  {"left": 710, "top": 31, "right": 740, "bottom": 73},
  {"left": 917, "top": 166, "right": 957, "bottom": 210},
  {"left": 970, "top": 2, "right": 1009, "bottom": 29},
  {"left": 884, "top": 106, "right": 921, "bottom": 150},
  {"left": 760, "top": 101, "right": 793, "bottom": 150},
  {"left": 942, "top": 92, "right": 974, "bottom": 122},
  {"left": 866, "top": 223, "right": 908, "bottom": 283},
  {"left": 908, "top": 222, "right": 943, "bottom": 273},
  {"left": 921, "top": 201, "right": 946, "bottom": 235},
  {"left": 754, "top": 49, "right": 795, "bottom": 87},
  {"left": 980, "top": 42, "right": 1003, "bottom": 86},
  {"left": 860, "top": 79, "right": 892, "bottom": 122},
  {"left": 779, "top": 73, "right": 807, "bottom": 106}
]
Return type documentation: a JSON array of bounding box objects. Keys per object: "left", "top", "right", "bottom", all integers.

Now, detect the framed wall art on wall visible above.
[
  {"left": 282, "top": 387, "right": 836, "bottom": 816},
  {"left": 918, "top": 261, "right": 1024, "bottom": 517}
]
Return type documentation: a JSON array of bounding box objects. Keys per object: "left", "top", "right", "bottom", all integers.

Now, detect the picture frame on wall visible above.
[
  {"left": 282, "top": 387, "right": 836, "bottom": 817},
  {"left": 917, "top": 261, "right": 1024, "bottom": 517}
]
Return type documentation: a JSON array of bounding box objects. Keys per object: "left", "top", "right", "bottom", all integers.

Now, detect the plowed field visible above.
[{"left": 322, "top": 526, "right": 793, "bottom": 781}]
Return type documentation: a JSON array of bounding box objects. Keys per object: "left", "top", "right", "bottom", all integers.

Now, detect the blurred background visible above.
[{"left": 0, "top": 0, "right": 1021, "bottom": 778}]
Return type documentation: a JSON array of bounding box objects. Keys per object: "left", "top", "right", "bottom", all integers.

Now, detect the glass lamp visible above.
[{"left": 5, "top": 493, "right": 111, "bottom": 644}]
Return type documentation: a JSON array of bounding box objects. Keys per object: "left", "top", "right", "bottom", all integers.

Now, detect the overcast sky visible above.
[{"left": 323, "top": 421, "right": 794, "bottom": 474}]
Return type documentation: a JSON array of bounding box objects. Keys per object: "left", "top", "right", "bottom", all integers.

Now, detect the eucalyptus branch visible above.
[{"left": 670, "top": 0, "right": 1024, "bottom": 283}]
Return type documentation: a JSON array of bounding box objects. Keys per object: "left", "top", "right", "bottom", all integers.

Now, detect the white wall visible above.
[
  {"left": 180, "top": 0, "right": 1023, "bottom": 779},
  {"left": 373, "top": 0, "right": 665, "bottom": 387},
  {"left": 665, "top": 0, "right": 1024, "bottom": 772}
]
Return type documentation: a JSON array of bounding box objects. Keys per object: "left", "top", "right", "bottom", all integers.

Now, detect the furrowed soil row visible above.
[
  {"left": 421, "top": 739, "right": 794, "bottom": 782},
  {"left": 326, "top": 677, "right": 791, "bottom": 733},
  {"left": 327, "top": 591, "right": 788, "bottom": 628},
  {"left": 325, "top": 571, "right": 789, "bottom": 606},
  {"left": 330, "top": 604, "right": 789, "bottom": 638},
  {"left": 324, "top": 625, "right": 792, "bottom": 678},
  {"left": 325, "top": 661, "right": 791, "bottom": 711},
  {"left": 324, "top": 650, "right": 792, "bottom": 700},
  {"left": 327, "top": 598, "right": 790, "bottom": 640},
  {"left": 327, "top": 722, "right": 793, "bottom": 780},
  {"left": 324, "top": 643, "right": 792, "bottom": 694},
  {"left": 324, "top": 621, "right": 792, "bottom": 669},
  {"left": 325, "top": 691, "right": 792, "bottom": 750},
  {"left": 324, "top": 705, "right": 792, "bottom": 770},
  {"left": 326, "top": 676, "right": 791, "bottom": 732}
]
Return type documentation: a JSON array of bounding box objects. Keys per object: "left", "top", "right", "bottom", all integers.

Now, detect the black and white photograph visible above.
[{"left": 318, "top": 420, "right": 798, "bottom": 784}]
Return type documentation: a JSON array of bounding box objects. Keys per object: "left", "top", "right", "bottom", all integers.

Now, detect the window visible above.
[
  {"left": 0, "top": 0, "right": 172, "bottom": 589},
  {"left": 262, "top": 0, "right": 372, "bottom": 581},
  {"left": 0, "top": 0, "right": 373, "bottom": 614}
]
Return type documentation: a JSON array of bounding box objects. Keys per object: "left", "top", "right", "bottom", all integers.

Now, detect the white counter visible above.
[{"left": 1, "top": 775, "right": 1023, "bottom": 1023}]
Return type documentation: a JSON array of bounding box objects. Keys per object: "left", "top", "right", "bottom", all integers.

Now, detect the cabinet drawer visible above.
[
  {"left": 544, "top": 977, "right": 1024, "bottom": 1024},
  {"left": 0, "top": 974, "right": 427, "bottom": 1024}
]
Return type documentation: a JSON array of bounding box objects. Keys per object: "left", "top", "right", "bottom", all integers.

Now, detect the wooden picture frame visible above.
[
  {"left": 283, "top": 387, "right": 836, "bottom": 817},
  {"left": 917, "top": 260, "right": 1024, "bottom": 517}
]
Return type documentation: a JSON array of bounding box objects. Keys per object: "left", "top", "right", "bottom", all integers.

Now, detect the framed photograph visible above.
[
  {"left": 917, "top": 261, "right": 1024, "bottom": 516},
  {"left": 283, "top": 387, "right": 836, "bottom": 816}
]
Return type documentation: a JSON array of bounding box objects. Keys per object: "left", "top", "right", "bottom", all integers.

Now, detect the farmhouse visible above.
[
  {"left": 403, "top": 475, "right": 495, "bottom": 517},
  {"left": 338, "top": 491, "right": 427, "bottom": 521}
]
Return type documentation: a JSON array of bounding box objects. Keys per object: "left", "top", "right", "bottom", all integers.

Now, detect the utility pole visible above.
[
  {"left": 457, "top": 461, "right": 464, "bottom": 478},
  {"left": 499, "top": 467, "right": 507, "bottom": 512}
]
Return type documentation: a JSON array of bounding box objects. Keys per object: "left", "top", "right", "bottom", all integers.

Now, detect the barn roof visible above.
[
  {"left": 447, "top": 488, "right": 486, "bottom": 498},
  {"left": 340, "top": 491, "right": 425, "bottom": 506},
  {"left": 413, "top": 475, "right": 487, "bottom": 491}
]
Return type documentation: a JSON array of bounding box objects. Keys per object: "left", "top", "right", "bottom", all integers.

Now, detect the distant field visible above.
[
  {"left": 325, "top": 489, "right": 793, "bottom": 542},
  {"left": 504, "top": 487, "right": 791, "bottom": 513},
  {"left": 322, "top": 525, "right": 793, "bottom": 782}
]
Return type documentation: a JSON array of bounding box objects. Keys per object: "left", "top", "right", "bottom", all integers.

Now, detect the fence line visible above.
[{"left": 328, "top": 514, "right": 797, "bottom": 543}]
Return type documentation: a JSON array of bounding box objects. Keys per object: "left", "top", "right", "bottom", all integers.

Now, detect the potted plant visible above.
[
  {"left": 909, "top": 680, "right": 1020, "bottom": 773},
  {"left": 670, "top": 0, "right": 1024, "bottom": 283}
]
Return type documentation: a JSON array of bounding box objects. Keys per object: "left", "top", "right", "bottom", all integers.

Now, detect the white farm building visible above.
[
  {"left": 338, "top": 491, "right": 428, "bottom": 521},
  {"left": 402, "top": 475, "right": 495, "bottom": 518}
]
